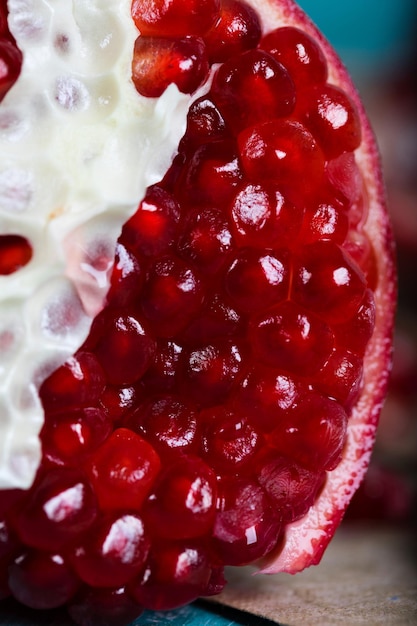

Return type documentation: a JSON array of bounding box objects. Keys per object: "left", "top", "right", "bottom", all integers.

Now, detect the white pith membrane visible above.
[{"left": 0, "top": 0, "right": 395, "bottom": 580}]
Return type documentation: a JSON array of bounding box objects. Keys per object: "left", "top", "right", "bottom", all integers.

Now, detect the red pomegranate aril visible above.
[
  {"left": 250, "top": 300, "right": 334, "bottom": 375},
  {"left": 87, "top": 429, "right": 161, "bottom": 512},
  {"left": 99, "top": 384, "right": 142, "bottom": 423},
  {"left": 176, "top": 139, "right": 243, "bottom": 207},
  {"left": 204, "top": 0, "right": 262, "bottom": 63},
  {"left": 131, "top": 0, "right": 221, "bottom": 37},
  {"left": 344, "top": 230, "right": 378, "bottom": 288},
  {"left": 0, "top": 39, "right": 23, "bottom": 102},
  {"left": 326, "top": 151, "right": 363, "bottom": 206},
  {"left": 213, "top": 479, "right": 281, "bottom": 565},
  {"left": 130, "top": 540, "right": 213, "bottom": 610},
  {"left": 181, "top": 341, "right": 244, "bottom": 406},
  {"left": 235, "top": 368, "right": 304, "bottom": 433},
  {"left": 70, "top": 514, "right": 149, "bottom": 588},
  {"left": 292, "top": 241, "right": 367, "bottom": 324},
  {"left": 177, "top": 207, "right": 233, "bottom": 275},
  {"left": 93, "top": 310, "right": 156, "bottom": 385},
  {"left": 106, "top": 243, "right": 144, "bottom": 307},
  {"left": 300, "top": 84, "right": 362, "bottom": 158},
  {"left": 0, "top": 234, "right": 32, "bottom": 275},
  {"left": 299, "top": 195, "right": 349, "bottom": 245},
  {"left": 334, "top": 289, "right": 376, "bottom": 356},
  {"left": 121, "top": 185, "right": 180, "bottom": 257},
  {"left": 8, "top": 552, "right": 79, "bottom": 610},
  {"left": 68, "top": 586, "right": 143, "bottom": 626},
  {"left": 201, "top": 407, "right": 262, "bottom": 472},
  {"left": 39, "top": 352, "right": 105, "bottom": 414},
  {"left": 225, "top": 248, "right": 290, "bottom": 313},
  {"left": 41, "top": 407, "right": 112, "bottom": 465},
  {"left": 313, "top": 349, "right": 363, "bottom": 409},
  {"left": 13, "top": 469, "right": 97, "bottom": 552},
  {"left": 211, "top": 49, "right": 295, "bottom": 133},
  {"left": 238, "top": 120, "right": 325, "bottom": 197},
  {"left": 231, "top": 183, "right": 304, "bottom": 249},
  {"left": 142, "top": 340, "right": 183, "bottom": 392},
  {"left": 132, "top": 35, "right": 209, "bottom": 97},
  {"left": 257, "top": 455, "right": 325, "bottom": 523},
  {"left": 260, "top": 26, "right": 328, "bottom": 89},
  {"left": 266, "top": 391, "right": 348, "bottom": 471},
  {"left": 144, "top": 457, "right": 216, "bottom": 539},
  {"left": 141, "top": 256, "right": 204, "bottom": 337},
  {"left": 126, "top": 395, "right": 199, "bottom": 454},
  {"left": 179, "top": 294, "right": 243, "bottom": 345},
  {"left": 181, "top": 96, "right": 229, "bottom": 150}
]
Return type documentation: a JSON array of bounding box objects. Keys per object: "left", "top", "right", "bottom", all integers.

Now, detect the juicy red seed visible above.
[
  {"left": 8, "top": 552, "right": 79, "bottom": 610},
  {"left": 0, "top": 520, "right": 19, "bottom": 563},
  {"left": 181, "top": 341, "right": 244, "bottom": 406},
  {"left": 299, "top": 196, "right": 349, "bottom": 245},
  {"left": 334, "top": 289, "right": 376, "bottom": 356},
  {"left": 230, "top": 183, "right": 303, "bottom": 248},
  {"left": 92, "top": 310, "right": 155, "bottom": 386},
  {"left": 142, "top": 340, "right": 183, "bottom": 392},
  {"left": 39, "top": 352, "right": 105, "bottom": 413},
  {"left": 144, "top": 457, "right": 217, "bottom": 539},
  {"left": 213, "top": 479, "right": 281, "bottom": 565},
  {"left": 238, "top": 120, "right": 325, "bottom": 197},
  {"left": 266, "top": 391, "right": 348, "bottom": 471},
  {"left": 204, "top": 0, "right": 262, "bottom": 63},
  {"left": 176, "top": 139, "right": 243, "bottom": 207},
  {"left": 68, "top": 587, "right": 143, "bottom": 626},
  {"left": 131, "top": 0, "right": 221, "bottom": 37},
  {"left": 87, "top": 429, "right": 161, "bottom": 512},
  {"left": 0, "top": 39, "right": 23, "bottom": 101},
  {"left": 225, "top": 248, "right": 290, "bottom": 313},
  {"left": 344, "top": 230, "right": 378, "bottom": 288},
  {"left": 326, "top": 151, "right": 363, "bottom": 206},
  {"left": 13, "top": 469, "right": 97, "bottom": 552},
  {"left": 257, "top": 455, "right": 325, "bottom": 523},
  {"left": 292, "top": 241, "right": 367, "bottom": 324},
  {"left": 211, "top": 49, "right": 295, "bottom": 134},
  {"left": 99, "top": 384, "right": 142, "bottom": 422},
  {"left": 260, "top": 26, "right": 328, "bottom": 89},
  {"left": 180, "top": 294, "right": 243, "bottom": 345},
  {"left": 177, "top": 207, "right": 233, "bottom": 274},
  {"left": 313, "top": 349, "right": 363, "bottom": 409},
  {"left": 132, "top": 36, "right": 209, "bottom": 98},
  {"left": 70, "top": 514, "right": 149, "bottom": 588},
  {"left": 41, "top": 407, "right": 112, "bottom": 465},
  {"left": 181, "top": 96, "right": 229, "bottom": 150},
  {"left": 126, "top": 395, "right": 199, "bottom": 454},
  {"left": 122, "top": 185, "right": 180, "bottom": 257},
  {"left": 141, "top": 256, "right": 204, "bottom": 337},
  {"left": 201, "top": 407, "right": 261, "bottom": 472},
  {"left": 249, "top": 300, "right": 334, "bottom": 375},
  {"left": 300, "top": 84, "right": 362, "bottom": 158},
  {"left": 234, "top": 369, "right": 306, "bottom": 433},
  {"left": 106, "top": 242, "right": 144, "bottom": 307},
  {"left": 0, "top": 235, "right": 33, "bottom": 275},
  {"left": 130, "top": 540, "right": 213, "bottom": 610}
]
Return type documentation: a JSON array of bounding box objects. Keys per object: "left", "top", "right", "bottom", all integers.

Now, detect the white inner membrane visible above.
[{"left": 0, "top": 0, "right": 191, "bottom": 489}]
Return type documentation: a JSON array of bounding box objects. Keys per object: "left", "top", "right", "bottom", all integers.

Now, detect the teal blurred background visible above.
[{"left": 298, "top": 0, "right": 416, "bottom": 82}]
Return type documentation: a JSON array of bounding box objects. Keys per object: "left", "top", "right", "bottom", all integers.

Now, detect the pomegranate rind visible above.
[{"left": 243, "top": 0, "right": 396, "bottom": 574}]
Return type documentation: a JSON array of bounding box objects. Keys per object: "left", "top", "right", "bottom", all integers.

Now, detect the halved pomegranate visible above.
[{"left": 0, "top": 0, "right": 396, "bottom": 624}]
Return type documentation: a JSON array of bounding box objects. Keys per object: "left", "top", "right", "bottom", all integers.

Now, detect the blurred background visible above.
[{"left": 299, "top": 0, "right": 417, "bottom": 526}]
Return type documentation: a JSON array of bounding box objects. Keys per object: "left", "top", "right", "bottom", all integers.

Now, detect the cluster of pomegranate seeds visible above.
[
  {"left": 0, "top": 3, "right": 22, "bottom": 102},
  {"left": 0, "top": 1, "right": 378, "bottom": 624}
]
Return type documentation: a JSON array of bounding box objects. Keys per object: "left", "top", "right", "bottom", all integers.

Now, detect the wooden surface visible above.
[{"left": 215, "top": 525, "right": 417, "bottom": 626}]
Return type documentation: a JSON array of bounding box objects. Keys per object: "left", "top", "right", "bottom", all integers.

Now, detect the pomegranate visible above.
[{"left": 0, "top": 0, "right": 395, "bottom": 624}]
